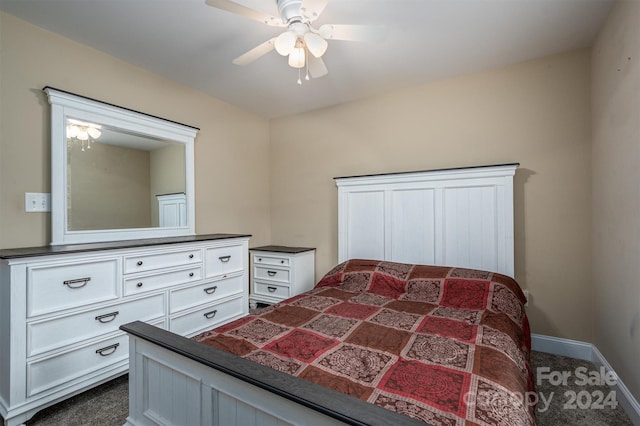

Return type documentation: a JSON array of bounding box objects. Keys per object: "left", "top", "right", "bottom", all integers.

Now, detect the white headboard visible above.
[{"left": 334, "top": 163, "right": 518, "bottom": 277}]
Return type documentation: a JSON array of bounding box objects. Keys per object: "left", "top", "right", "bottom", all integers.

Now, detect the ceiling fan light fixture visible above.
[
  {"left": 66, "top": 119, "right": 102, "bottom": 141},
  {"left": 206, "top": 0, "right": 385, "bottom": 83},
  {"left": 303, "top": 32, "right": 327, "bottom": 58},
  {"left": 288, "top": 46, "right": 306, "bottom": 68},
  {"left": 275, "top": 31, "right": 296, "bottom": 56}
]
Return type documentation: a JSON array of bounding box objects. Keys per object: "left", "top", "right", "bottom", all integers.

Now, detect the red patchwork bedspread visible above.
[{"left": 194, "top": 259, "right": 536, "bottom": 425}]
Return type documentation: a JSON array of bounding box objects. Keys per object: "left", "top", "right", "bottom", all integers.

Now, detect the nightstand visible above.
[{"left": 249, "top": 245, "right": 316, "bottom": 308}]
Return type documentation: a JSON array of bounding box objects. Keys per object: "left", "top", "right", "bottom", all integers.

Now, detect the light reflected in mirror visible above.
[{"left": 66, "top": 120, "right": 186, "bottom": 231}]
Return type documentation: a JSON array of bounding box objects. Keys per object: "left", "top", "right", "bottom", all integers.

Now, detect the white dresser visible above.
[
  {"left": 0, "top": 234, "right": 250, "bottom": 426},
  {"left": 249, "top": 246, "right": 315, "bottom": 307}
]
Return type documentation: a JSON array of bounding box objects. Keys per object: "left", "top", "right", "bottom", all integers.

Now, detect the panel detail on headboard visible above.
[{"left": 335, "top": 163, "right": 519, "bottom": 277}]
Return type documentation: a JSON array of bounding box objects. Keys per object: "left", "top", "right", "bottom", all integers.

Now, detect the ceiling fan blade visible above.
[
  {"left": 308, "top": 55, "right": 328, "bottom": 78},
  {"left": 205, "top": 0, "right": 284, "bottom": 26},
  {"left": 299, "top": 0, "right": 328, "bottom": 23},
  {"left": 232, "top": 38, "right": 276, "bottom": 66},
  {"left": 318, "top": 24, "right": 386, "bottom": 42}
]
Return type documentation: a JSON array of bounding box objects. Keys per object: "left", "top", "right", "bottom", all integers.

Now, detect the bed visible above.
[
  {"left": 121, "top": 164, "right": 534, "bottom": 425},
  {"left": 122, "top": 258, "right": 534, "bottom": 425}
]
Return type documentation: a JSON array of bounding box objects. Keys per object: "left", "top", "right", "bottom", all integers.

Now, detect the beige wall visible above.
[
  {"left": 592, "top": 0, "right": 640, "bottom": 400},
  {"left": 0, "top": 12, "right": 271, "bottom": 248},
  {"left": 270, "top": 49, "right": 593, "bottom": 342}
]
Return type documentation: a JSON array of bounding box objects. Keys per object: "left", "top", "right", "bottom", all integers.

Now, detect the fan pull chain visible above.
[
  {"left": 305, "top": 48, "right": 310, "bottom": 81},
  {"left": 297, "top": 68, "right": 302, "bottom": 85}
]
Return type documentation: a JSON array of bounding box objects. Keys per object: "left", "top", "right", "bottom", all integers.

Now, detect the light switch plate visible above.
[{"left": 25, "top": 193, "right": 51, "bottom": 212}]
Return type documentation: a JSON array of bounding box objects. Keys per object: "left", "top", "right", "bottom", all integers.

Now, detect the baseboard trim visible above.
[
  {"left": 531, "top": 333, "right": 640, "bottom": 425},
  {"left": 531, "top": 333, "right": 593, "bottom": 360}
]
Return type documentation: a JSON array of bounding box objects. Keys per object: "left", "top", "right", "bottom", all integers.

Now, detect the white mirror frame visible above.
[{"left": 44, "top": 87, "right": 198, "bottom": 245}]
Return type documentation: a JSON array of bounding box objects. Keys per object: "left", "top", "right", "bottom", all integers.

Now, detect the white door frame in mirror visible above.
[{"left": 44, "top": 87, "right": 198, "bottom": 245}]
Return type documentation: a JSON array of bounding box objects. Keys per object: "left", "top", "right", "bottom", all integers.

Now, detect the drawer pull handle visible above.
[
  {"left": 219, "top": 255, "right": 231, "bottom": 263},
  {"left": 136, "top": 282, "right": 143, "bottom": 288},
  {"left": 137, "top": 261, "right": 143, "bottom": 266},
  {"left": 281, "top": 260, "right": 285, "bottom": 264},
  {"left": 267, "top": 270, "right": 277, "bottom": 277},
  {"left": 267, "top": 286, "right": 277, "bottom": 293},
  {"left": 96, "top": 343, "right": 119, "bottom": 357},
  {"left": 204, "top": 286, "right": 218, "bottom": 294},
  {"left": 95, "top": 311, "right": 119, "bottom": 323},
  {"left": 63, "top": 277, "right": 91, "bottom": 289},
  {"left": 189, "top": 254, "right": 194, "bottom": 259},
  {"left": 204, "top": 310, "right": 218, "bottom": 319},
  {"left": 258, "top": 258, "right": 262, "bottom": 262},
  {"left": 189, "top": 272, "right": 194, "bottom": 277}
]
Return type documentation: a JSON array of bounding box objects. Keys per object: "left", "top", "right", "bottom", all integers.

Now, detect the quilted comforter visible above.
[{"left": 194, "top": 259, "right": 536, "bottom": 425}]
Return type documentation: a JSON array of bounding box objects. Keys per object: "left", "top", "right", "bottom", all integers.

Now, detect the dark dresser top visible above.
[
  {"left": 250, "top": 245, "right": 315, "bottom": 254},
  {"left": 0, "top": 233, "right": 251, "bottom": 260}
]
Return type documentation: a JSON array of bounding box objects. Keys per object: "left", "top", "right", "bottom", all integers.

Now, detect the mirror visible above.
[
  {"left": 66, "top": 124, "right": 186, "bottom": 231},
  {"left": 45, "top": 87, "right": 198, "bottom": 245}
]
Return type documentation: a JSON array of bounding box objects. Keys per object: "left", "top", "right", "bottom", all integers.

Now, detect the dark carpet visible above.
[{"left": 531, "top": 351, "right": 633, "bottom": 426}]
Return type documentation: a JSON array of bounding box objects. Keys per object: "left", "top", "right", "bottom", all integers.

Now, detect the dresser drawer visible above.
[
  {"left": 124, "top": 265, "right": 202, "bottom": 296},
  {"left": 170, "top": 275, "right": 243, "bottom": 314},
  {"left": 253, "top": 254, "right": 290, "bottom": 267},
  {"left": 254, "top": 281, "right": 290, "bottom": 300},
  {"left": 27, "top": 259, "right": 119, "bottom": 317},
  {"left": 254, "top": 265, "right": 290, "bottom": 283},
  {"left": 27, "top": 333, "right": 129, "bottom": 397},
  {"left": 27, "top": 294, "right": 165, "bottom": 357},
  {"left": 205, "top": 244, "right": 244, "bottom": 278},
  {"left": 169, "top": 295, "right": 245, "bottom": 337},
  {"left": 124, "top": 248, "right": 202, "bottom": 274}
]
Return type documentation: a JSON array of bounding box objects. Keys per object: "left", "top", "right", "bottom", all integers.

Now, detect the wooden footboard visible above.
[{"left": 121, "top": 321, "right": 426, "bottom": 426}]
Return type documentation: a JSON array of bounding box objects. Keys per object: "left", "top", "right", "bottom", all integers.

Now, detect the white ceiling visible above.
[{"left": 0, "top": 0, "right": 614, "bottom": 119}]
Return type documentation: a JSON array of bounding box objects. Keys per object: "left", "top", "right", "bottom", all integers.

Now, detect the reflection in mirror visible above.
[
  {"left": 45, "top": 87, "right": 198, "bottom": 245},
  {"left": 66, "top": 122, "right": 186, "bottom": 231}
]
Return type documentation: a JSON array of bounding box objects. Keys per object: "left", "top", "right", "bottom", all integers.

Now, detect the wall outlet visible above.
[
  {"left": 523, "top": 289, "right": 530, "bottom": 307},
  {"left": 25, "top": 193, "right": 51, "bottom": 212}
]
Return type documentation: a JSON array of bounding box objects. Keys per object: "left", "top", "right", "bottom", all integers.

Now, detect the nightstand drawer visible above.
[
  {"left": 253, "top": 255, "right": 290, "bottom": 267},
  {"left": 170, "top": 275, "right": 243, "bottom": 314},
  {"left": 27, "top": 294, "right": 164, "bottom": 357},
  {"left": 124, "top": 248, "right": 202, "bottom": 274},
  {"left": 254, "top": 266, "right": 290, "bottom": 283},
  {"left": 27, "top": 259, "right": 119, "bottom": 317},
  {"left": 254, "top": 281, "right": 290, "bottom": 299},
  {"left": 124, "top": 265, "right": 202, "bottom": 296}
]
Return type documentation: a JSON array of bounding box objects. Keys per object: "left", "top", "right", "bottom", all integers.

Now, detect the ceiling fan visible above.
[{"left": 205, "top": 0, "right": 384, "bottom": 83}]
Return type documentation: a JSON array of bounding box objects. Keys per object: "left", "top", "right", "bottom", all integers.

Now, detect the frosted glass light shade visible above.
[
  {"left": 66, "top": 125, "right": 79, "bottom": 138},
  {"left": 304, "top": 33, "right": 328, "bottom": 58},
  {"left": 288, "top": 47, "right": 306, "bottom": 68},
  {"left": 87, "top": 127, "right": 102, "bottom": 139},
  {"left": 275, "top": 31, "right": 296, "bottom": 56}
]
